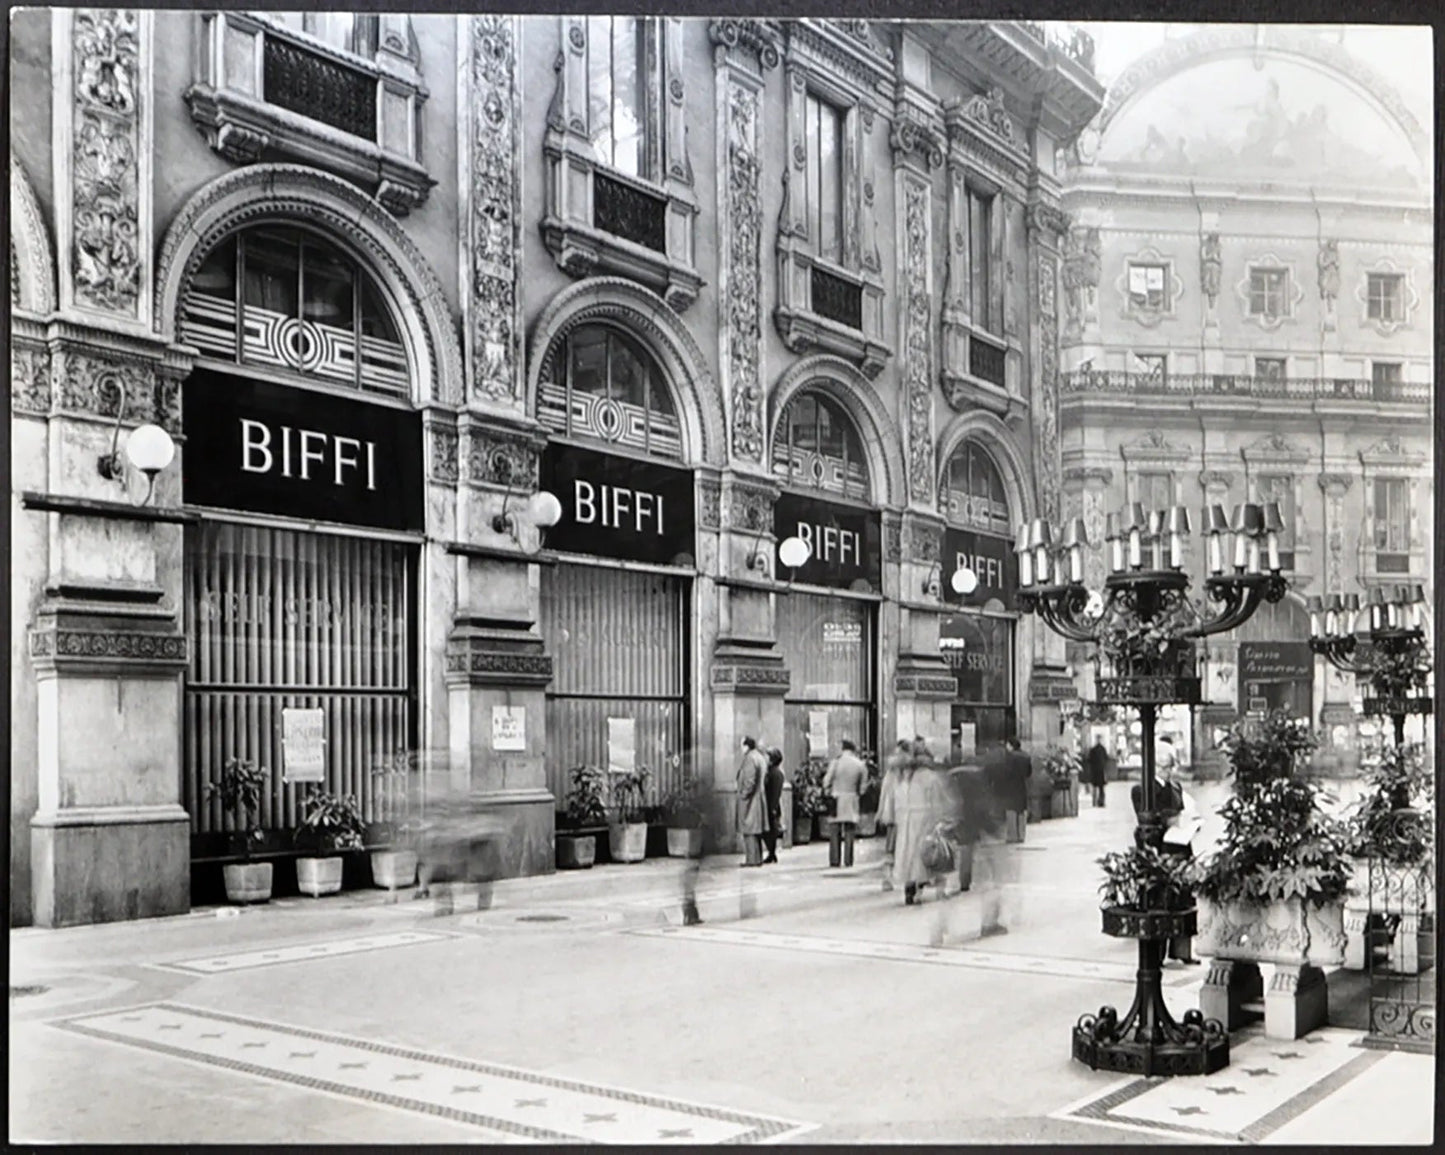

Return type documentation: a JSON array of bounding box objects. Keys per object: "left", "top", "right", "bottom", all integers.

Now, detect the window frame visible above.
[
  {"left": 1248, "top": 267, "right": 1289, "bottom": 319},
  {"left": 1366, "top": 273, "right": 1404, "bottom": 323},
  {"left": 1134, "top": 353, "right": 1168, "bottom": 389},
  {"left": 1127, "top": 262, "right": 1169, "bottom": 313},
  {"left": 941, "top": 440, "right": 1012, "bottom": 535},
  {"left": 1373, "top": 476, "right": 1410, "bottom": 567},
  {"left": 1254, "top": 356, "right": 1288, "bottom": 382},
  {"left": 770, "top": 388, "right": 871, "bottom": 502},
  {"left": 584, "top": 15, "right": 664, "bottom": 185},
  {"left": 1134, "top": 469, "right": 1175, "bottom": 512}
]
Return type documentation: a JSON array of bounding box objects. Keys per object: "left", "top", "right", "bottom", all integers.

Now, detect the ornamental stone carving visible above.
[
  {"left": 49, "top": 346, "right": 179, "bottom": 433},
  {"left": 723, "top": 80, "right": 766, "bottom": 463},
  {"left": 902, "top": 180, "right": 934, "bottom": 504},
  {"left": 469, "top": 16, "right": 521, "bottom": 404},
  {"left": 1200, "top": 232, "right": 1223, "bottom": 309},
  {"left": 698, "top": 479, "right": 723, "bottom": 530},
  {"left": 1318, "top": 472, "right": 1353, "bottom": 593},
  {"left": 1036, "top": 251, "right": 1061, "bottom": 523},
  {"left": 1061, "top": 226, "right": 1101, "bottom": 337},
  {"left": 905, "top": 520, "right": 943, "bottom": 565},
  {"left": 30, "top": 629, "right": 187, "bottom": 667},
  {"left": 10, "top": 344, "right": 52, "bottom": 416},
  {"left": 1317, "top": 238, "right": 1340, "bottom": 303},
  {"left": 465, "top": 431, "right": 538, "bottom": 489},
  {"left": 430, "top": 426, "right": 459, "bottom": 484},
  {"left": 883, "top": 520, "right": 903, "bottom": 563},
  {"left": 707, "top": 18, "right": 782, "bottom": 70},
  {"left": 725, "top": 484, "right": 774, "bottom": 532}
]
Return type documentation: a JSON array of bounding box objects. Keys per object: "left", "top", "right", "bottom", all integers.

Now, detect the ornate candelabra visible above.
[
  {"left": 1017, "top": 500, "right": 1289, "bottom": 1077},
  {"left": 1307, "top": 585, "right": 1432, "bottom": 750}
]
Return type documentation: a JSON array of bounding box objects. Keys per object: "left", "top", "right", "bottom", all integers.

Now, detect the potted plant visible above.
[
  {"left": 791, "top": 760, "right": 825, "bottom": 844},
  {"left": 207, "top": 756, "right": 273, "bottom": 904},
  {"left": 294, "top": 788, "right": 366, "bottom": 897},
  {"left": 607, "top": 765, "right": 651, "bottom": 863},
  {"left": 556, "top": 764, "right": 608, "bottom": 869},
  {"left": 857, "top": 750, "right": 883, "bottom": 837},
  {"left": 370, "top": 751, "right": 420, "bottom": 892},
  {"left": 660, "top": 773, "right": 707, "bottom": 858},
  {"left": 1342, "top": 742, "right": 1434, "bottom": 973},
  {"left": 1041, "top": 746, "right": 1082, "bottom": 819},
  {"left": 1194, "top": 709, "right": 1354, "bottom": 1038}
]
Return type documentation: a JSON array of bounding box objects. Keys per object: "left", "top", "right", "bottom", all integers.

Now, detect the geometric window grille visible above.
[
  {"left": 537, "top": 324, "right": 683, "bottom": 460},
  {"left": 181, "top": 226, "right": 409, "bottom": 396},
  {"left": 941, "top": 440, "right": 1011, "bottom": 535},
  {"left": 770, "top": 389, "right": 870, "bottom": 501}
]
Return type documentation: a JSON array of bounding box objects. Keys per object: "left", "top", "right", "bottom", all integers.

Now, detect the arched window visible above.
[
  {"left": 538, "top": 324, "right": 683, "bottom": 459},
  {"left": 771, "top": 390, "right": 870, "bottom": 501},
  {"left": 942, "top": 441, "right": 1011, "bottom": 535},
  {"left": 181, "top": 225, "right": 409, "bottom": 396}
]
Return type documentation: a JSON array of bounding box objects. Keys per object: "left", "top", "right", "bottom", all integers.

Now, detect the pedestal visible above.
[
  {"left": 1200, "top": 958, "right": 1264, "bottom": 1032},
  {"left": 1266, "top": 964, "right": 1329, "bottom": 1040}
]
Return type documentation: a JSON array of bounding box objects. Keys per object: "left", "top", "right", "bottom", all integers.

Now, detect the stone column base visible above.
[
  {"left": 1265, "top": 963, "right": 1329, "bottom": 1040},
  {"left": 468, "top": 789, "right": 556, "bottom": 879},
  {"left": 32, "top": 805, "right": 191, "bottom": 927},
  {"left": 1200, "top": 957, "right": 1264, "bottom": 1032}
]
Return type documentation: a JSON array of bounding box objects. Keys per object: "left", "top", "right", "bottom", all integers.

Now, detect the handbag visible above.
[{"left": 919, "top": 823, "right": 956, "bottom": 875}]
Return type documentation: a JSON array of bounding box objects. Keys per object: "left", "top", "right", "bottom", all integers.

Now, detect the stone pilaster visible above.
[
  {"left": 1062, "top": 465, "right": 1112, "bottom": 592},
  {"left": 1029, "top": 202, "right": 1069, "bottom": 527},
  {"left": 892, "top": 512, "right": 954, "bottom": 752}
]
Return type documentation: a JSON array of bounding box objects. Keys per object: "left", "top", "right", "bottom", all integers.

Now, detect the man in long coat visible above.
[
  {"left": 986, "top": 737, "right": 1032, "bottom": 844},
  {"left": 735, "top": 736, "right": 768, "bottom": 867}
]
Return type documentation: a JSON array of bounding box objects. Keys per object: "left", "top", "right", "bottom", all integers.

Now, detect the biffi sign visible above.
[
  {"left": 540, "top": 443, "right": 695, "bottom": 565},
  {"left": 773, "top": 491, "right": 881, "bottom": 589}
]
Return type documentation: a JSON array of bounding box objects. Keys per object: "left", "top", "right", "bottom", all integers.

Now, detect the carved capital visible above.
[
  {"left": 708, "top": 18, "right": 782, "bottom": 70},
  {"left": 1062, "top": 466, "right": 1113, "bottom": 488},
  {"left": 1198, "top": 469, "right": 1235, "bottom": 494},
  {"left": 1317, "top": 472, "right": 1354, "bottom": 495},
  {"left": 1027, "top": 202, "right": 1071, "bottom": 240}
]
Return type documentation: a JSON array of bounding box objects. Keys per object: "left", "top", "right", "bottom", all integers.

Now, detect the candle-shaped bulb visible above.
[
  {"left": 1246, "top": 537, "right": 1261, "bottom": 575},
  {"left": 1128, "top": 528, "right": 1143, "bottom": 569},
  {"left": 1207, "top": 533, "right": 1223, "bottom": 575},
  {"left": 1019, "top": 548, "right": 1034, "bottom": 589}
]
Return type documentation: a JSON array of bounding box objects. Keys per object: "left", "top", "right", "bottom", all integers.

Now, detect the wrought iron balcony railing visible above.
[
  {"left": 1060, "top": 369, "right": 1430, "bottom": 404},
  {"left": 593, "top": 173, "right": 668, "bottom": 254},
  {"left": 262, "top": 35, "right": 377, "bottom": 143},
  {"left": 970, "top": 333, "right": 1008, "bottom": 389},
  {"left": 810, "top": 266, "right": 864, "bottom": 331}
]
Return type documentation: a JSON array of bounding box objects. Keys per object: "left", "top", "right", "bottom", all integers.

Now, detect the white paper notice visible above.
[
  {"left": 607, "top": 717, "right": 636, "bottom": 774},
  {"left": 282, "top": 708, "right": 325, "bottom": 783},
  {"left": 957, "top": 722, "right": 977, "bottom": 759},
  {"left": 491, "top": 705, "right": 526, "bottom": 752},
  {"left": 807, "top": 710, "right": 830, "bottom": 757}
]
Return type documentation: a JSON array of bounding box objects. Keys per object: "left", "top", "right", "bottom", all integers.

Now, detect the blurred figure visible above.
[
  {"left": 679, "top": 789, "right": 714, "bottom": 926},
  {"left": 762, "top": 747, "right": 785, "bottom": 864},
  {"left": 735, "top": 736, "right": 767, "bottom": 867},
  {"left": 1085, "top": 737, "right": 1110, "bottom": 807},
  {"left": 1132, "top": 756, "right": 1202, "bottom": 965},
  {"left": 893, "top": 737, "right": 949, "bottom": 904},
  {"left": 1156, "top": 733, "right": 1180, "bottom": 779},
  {"left": 415, "top": 786, "right": 511, "bottom": 917},
  {"left": 877, "top": 740, "right": 910, "bottom": 891},
  {"left": 931, "top": 758, "right": 1010, "bottom": 943},
  {"left": 988, "top": 736, "right": 1032, "bottom": 843},
  {"left": 824, "top": 739, "right": 866, "bottom": 868}
]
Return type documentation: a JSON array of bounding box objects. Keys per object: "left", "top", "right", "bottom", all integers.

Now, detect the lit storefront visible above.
[
  {"left": 178, "top": 225, "right": 424, "bottom": 862},
  {"left": 536, "top": 324, "right": 695, "bottom": 807},
  {"left": 938, "top": 441, "right": 1019, "bottom": 759},
  {"left": 771, "top": 390, "right": 882, "bottom": 767}
]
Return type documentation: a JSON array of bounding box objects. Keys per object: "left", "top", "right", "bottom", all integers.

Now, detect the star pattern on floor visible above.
[
  {"left": 1273, "top": 1051, "right": 1303, "bottom": 1060},
  {"left": 1204, "top": 1086, "right": 1243, "bottom": 1096},
  {"left": 1242, "top": 1067, "right": 1276, "bottom": 1077},
  {"left": 158, "top": 931, "right": 456, "bottom": 975},
  {"left": 51, "top": 1003, "right": 815, "bottom": 1144},
  {"left": 1171, "top": 1105, "right": 1206, "bottom": 1116}
]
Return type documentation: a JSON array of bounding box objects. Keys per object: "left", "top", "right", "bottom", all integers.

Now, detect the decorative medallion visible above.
[
  {"left": 469, "top": 15, "right": 521, "bottom": 402},
  {"left": 902, "top": 181, "right": 933, "bottom": 504},
  {"left": 465, "top": 431, "right": 537, "bottom": 489},
  {"left": 723, "top": 81, "right": 765, "bottom": 463},
  {"left": 70, "top": 9, "right": 142, "bottom": 317}
]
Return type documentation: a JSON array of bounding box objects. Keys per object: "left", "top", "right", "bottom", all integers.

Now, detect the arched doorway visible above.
[
  {"left": 771, "top": 387, "right": 882, "bottom": 774},
  {"left": 178, "top": 222, "right": 424, "bottom": 872}
]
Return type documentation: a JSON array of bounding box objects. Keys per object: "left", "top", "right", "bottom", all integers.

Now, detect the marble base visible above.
[{"left": 472, "top": 789, "right": 556, "bottom": 879}]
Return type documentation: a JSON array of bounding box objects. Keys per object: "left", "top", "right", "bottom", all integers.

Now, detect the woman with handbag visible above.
[{"left": 892, "top": 737, "right": 949, "bottom": 904}]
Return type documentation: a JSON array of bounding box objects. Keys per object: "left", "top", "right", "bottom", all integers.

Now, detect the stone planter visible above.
[
  {"left": 792, "top": 814, "right": 813, "bottom": 846},
  {"left": 666, "top": 827, "right": 704, "bottom": 858},
  {"left": 296, "top": 856, "right": 344, "bottom": 897},
  {"left": 222, "top": 862, "right": 273, "bottom": 904},
  {"left": 815, "top": 816, "right": 833, "bottom": 843},
  {"left": 1197, "top": 896, "right": 1347, "bottom": 1039},
  {"left": 370, "top": 849, "right": 418, "bottom": 891},
  {"left": 608, "top": 821, "right": 647, "bottom": 863},
  {"left": 857, "top": 811, "right": 879, "bottom": 838},
  {"left": 556, "top": 833, "right": 596, "bottom": 870}
]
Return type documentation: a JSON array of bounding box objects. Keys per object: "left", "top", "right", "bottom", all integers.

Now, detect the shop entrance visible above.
[
  {"left": 183, "top": 522, "right": 417, "bottom": 857},
  {"left": 778, "top": 592, "right": 877, "bottom": 770}
]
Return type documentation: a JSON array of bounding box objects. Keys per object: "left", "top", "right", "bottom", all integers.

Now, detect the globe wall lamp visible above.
[
  {"left": 777, "top": 535, "right": 811, "bottom": 578},
  {"left": 922, "top": 561, "right": 976, "bottom": 599},
  {"left": 1017, "top": 501, "right": 1289, "bottom": 1078},
  {"left": 95, "top": 379, "right": 176, "bottom": 507},
  {"left": 1307, "top": 584, "right": 1432, "bottom": 747}
]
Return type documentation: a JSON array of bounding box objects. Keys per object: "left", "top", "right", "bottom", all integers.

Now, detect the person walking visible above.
[
  {"left": 735, "top": 736, "right": 768, "bottom": 867},
  {"left": 930, "top": 758, "right": 1010, "bottom": 943},
  {"left": 988, "top": 736, "right": 1032, "bottom": 843},
  {"left": 1085, "top": 738, "right": 1110, "bottom": 807},
  {"left": 877, "top": 739, "right": 910, "bottom": 891},
  {"left": 823, "top": 739, "right": 867, "bottom": 868},
  {"left": 762, "top": 747, "right": 785, "bottom": 864},
  {"left": 892, "top": 737, "right": 948, "bottom": 904}
]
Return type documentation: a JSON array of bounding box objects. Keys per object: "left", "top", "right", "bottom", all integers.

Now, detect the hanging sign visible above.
[
  {"left": 540, "top": 443, "right": 696, "bottom": 565},
  {"left": 491, "top": 705, "right": 526, "bottom": 752},
  {"left": 942, "top": 527, "right": 1018, "bottom": 611},
  {"left": 182, "top": 368, "right": 423, "bottom": 531},
  {"left": 281, "top": 708, "right": 326, "bottom": 783},
  {"left": 773, "top": 491, "right": 882, "bottom": 589}
]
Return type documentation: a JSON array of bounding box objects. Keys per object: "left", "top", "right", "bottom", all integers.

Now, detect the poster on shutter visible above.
[
  {"left": 282, "top": 708, "right": 326, "bottom": 783},
  {"left": 807, "top": 710, "right": 830, "bottom": 757},
  {"left": 491, "top": 705, "right": 526, "bottom": 751},
  {"left": 957, "top": 722, "right": 977, "bottom": 759},
  {"left": 607, "top": 717, "right": 636, "bottom": 774}
]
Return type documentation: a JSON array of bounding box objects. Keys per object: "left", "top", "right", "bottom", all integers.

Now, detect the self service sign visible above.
[
  {"left": 540, "top": 442, "right": 696, "bottom": 565},
  {"left": 182, "top": 368, "right": 423, "bottom": 530}
]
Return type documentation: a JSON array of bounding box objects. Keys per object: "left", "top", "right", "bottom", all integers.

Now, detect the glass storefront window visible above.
[
  {"left": 771, "top": 390, "right": 870, "bottom": 501},
  {"left": 778, "top": 593, "right": 875, "bottom": 773},
  {"left": 941, "top": 441, "right": 1011, "bottom": 535}
]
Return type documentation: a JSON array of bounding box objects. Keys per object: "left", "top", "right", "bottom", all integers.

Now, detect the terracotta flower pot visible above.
[
  {"left": 222, "top": 862, "right": 273, "bottom": 904},
  {"left": 666, "top": 827, "right": 704, "bottom": 858},
  {"left": 296, "top": 856, "right": 344, "bottom": 897},
  {"left": 556, "top": 833, "right": 596, "bottom": 870}
]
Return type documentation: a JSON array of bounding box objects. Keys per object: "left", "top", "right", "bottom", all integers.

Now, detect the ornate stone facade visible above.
[
  {"left": 901, "top": 179, "right": 934, "bottom": 505},
  {"left": 1035, "top": 250, "right": 1061, "bottom": 524},
  {"left": 464, "top": 429, "right": 539, "bottom": 489},
  {"left": 720, "top": 77, "right": 766, "bottom": 464},
  {"left": 468, "top": 16, "right": 522, "bottom": 404}
]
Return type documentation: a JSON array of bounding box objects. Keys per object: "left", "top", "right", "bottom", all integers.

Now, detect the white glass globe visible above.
[
  {"left": 526, "top": 489, "right": 564, "bottom": 529},
  {"left": 951, "top": 567, "right": 978, "bottom": 596},
  {"left": 777, "top": 535, "right": 811, "bottom": 570},
  {"left": 124, "top": 423, "right": 176, "bottom": 475}
]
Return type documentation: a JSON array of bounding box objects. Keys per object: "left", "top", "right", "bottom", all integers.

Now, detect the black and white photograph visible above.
[{"left": 7, "top": 9, "right": 1437, "bottom": 1145}]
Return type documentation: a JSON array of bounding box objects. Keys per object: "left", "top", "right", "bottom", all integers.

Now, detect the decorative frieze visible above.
[
  {"left": 11, "top": 343, "right": 52, "bottom": 417},
  {"left": 707, "top": 18, "right": 782, "bottom": 72},
  {"left": 48, "top": 343, "right": 183, "bottom": 434},
  {"left": 445, "top": 647, "right": 554, "bottom": 687},
  {"left": 30, "top": 628, "right": 187, "bottom": 669},
  {"left": 429, "top": 425, "right": 459, "bottom": 484},
  {"left": 60, "top": 9, "right": 149, "bottom": 324},
  {"left": 720, "top": 76, "right": 766, "bottom": 464},
  {"left": 698, "top": 479, "right": 723, "bottom": 531},
  {"left": 900, "top": 178, "right": 934, "bottom": 505},
  {"left": 1035, "top": 250, "right": 1061, "bottom": 524},
  {"left": 724, "top": 482, "right": 775, "bottom": 533},
  {"left": 710, "top": 663, "right": 791, "bottom": 693},
  {"left": 10, "top": 156, "right": 58, "bottom": 315},
  {"left": 904, "top": 519, "right": 943, "bottom": 565},
  {"left": 467, "top": 16, "right": 522, "bottom": 404},
  {"left": 464, "top": 429, "right": 539, "bottom": 489},
  {"left": 883, "top": 520, "right": 903, "bottom": 563},
  {"left": 894, "top": 673, "right": 958, "bottom": 699}
]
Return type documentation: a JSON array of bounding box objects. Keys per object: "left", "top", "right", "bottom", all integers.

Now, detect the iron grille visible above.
[
  {"left": 593, "top": 173, "right": 668, "bottom": 253},
  {"left": 263, "top": 36, "right": 377, "bottom": 142},
  {"left": 970, "top": 334, "right": 1007, "bottom": 388},
  {"left": 810, "top": 266, "right": 863, "bottom": 330}
]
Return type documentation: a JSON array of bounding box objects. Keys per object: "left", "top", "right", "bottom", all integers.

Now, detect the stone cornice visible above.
[
  {"left": 708, "top": 18, "right": 783, "bottom": 70},
  {"left": 1062, "top": 465, "right": 1113, "bottom": 487},
  {"left": 1317, "top": 472, "right": 1354, "bottom": 494},
  {"left": 30, "top": 628, "right": 187, "bottom": 673}
]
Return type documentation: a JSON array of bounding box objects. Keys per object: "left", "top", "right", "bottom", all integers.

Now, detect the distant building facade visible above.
[
  {"left": 8, "top": 14, "right": 1102, "bottom": 925},
  {"left": 1057, "top": 25, "right": 1433, "bottom": 773}
]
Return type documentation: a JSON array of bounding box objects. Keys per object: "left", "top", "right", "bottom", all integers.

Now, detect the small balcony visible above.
[{"left": 1060, "top": 369, "right": 1431, "bottom": 405}]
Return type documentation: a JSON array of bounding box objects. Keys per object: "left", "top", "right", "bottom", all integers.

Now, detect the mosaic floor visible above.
[
  {"left": 1052, "top": 1027, "right": 1390, "bottom": 1143},
  {"left": 153, "top": 930, "right": 458, "bottom": 975},
  {"left": 51, "top": 1003, "right": 815, "bottom": 1144}
]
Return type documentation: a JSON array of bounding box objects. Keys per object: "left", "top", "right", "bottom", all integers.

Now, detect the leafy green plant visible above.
[
  {"left": 792, "top": 759, "right": 828, "bottom": 820},
  {"left": 1098, "top": 592, "right": 1200, "bottom": 676},
  {"left": 1359, "top": 643, "right": 1432, "bottom": 701},
  {"left": 560, "top": 764, "right": 609, "bottom": 830},
  {"left": 207, "top": 757, "right": 269, "bottom": 861},
  {"left": 1195, "top": 710, "right": 1353, "bottom": 907},
  {"left": 1348, "top": 743, "right": 1434, "bottom": 866},
  {"left": 1097, "top": 844, "right": 1199, "bottom": 911},
  {"left": 1040, "top": 746, "right": 1082, "bottom": 789},
  {"left": 294, "top": 789, "right": 366, "bottom": 854},
  {"left": 608, "top": 765, "right": 652, "bottom": 825},
  {"left": 660, "top": 773, "right": 707, "bottom": 829}
]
